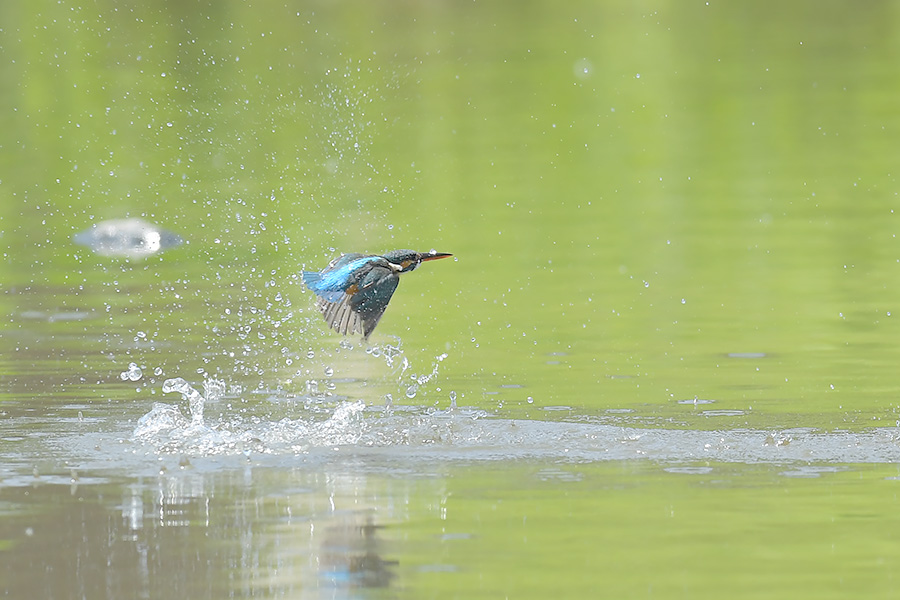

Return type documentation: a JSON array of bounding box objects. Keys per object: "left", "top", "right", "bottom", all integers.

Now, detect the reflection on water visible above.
[
  {"left": 0, "top": 469, "right": 398, "bottom": 600},
  {"left": 318, "top": 516, "right": 397, "bottom": 590}
]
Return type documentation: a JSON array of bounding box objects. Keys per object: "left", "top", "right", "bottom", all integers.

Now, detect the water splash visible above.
[
  {"left": 203, "top": 378, "right": 226, "bottom": 403},
  {"left": 306, "top": 401, "right": 366, "bottom": 446},
  {"left": 120, "top": 376, "right": 900, "bottom": 465},
  {"left": 411, "top": 353, "right": 448, "bottom": 387},
  {"left": 132, "top": 398, "right": 371, "bottom": 456},
  {"left": 133, "top": 402, "right": 189, "bottom": 437},
  {"left": 401, "top": 353, "right": 449, "bottom": 402},
  {"left": 162, "top": 377, "right": 205, "bottom": 423},
  {"left": 364, "top": 339, "right": 449, "bottom": 403}
]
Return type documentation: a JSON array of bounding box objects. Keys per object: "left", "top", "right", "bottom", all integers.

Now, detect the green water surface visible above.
[{"left": 2, "top": 1, "right": 900, "bottom": 598}]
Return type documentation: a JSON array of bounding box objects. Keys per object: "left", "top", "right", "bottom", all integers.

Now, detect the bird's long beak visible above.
[{"left": 419, "top": 251, "right": 453, "bottom": 262}]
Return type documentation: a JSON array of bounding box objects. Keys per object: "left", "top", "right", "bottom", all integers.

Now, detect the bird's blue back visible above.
[{"left": 302, "top": 254, "right": 383, "bottom": 302}]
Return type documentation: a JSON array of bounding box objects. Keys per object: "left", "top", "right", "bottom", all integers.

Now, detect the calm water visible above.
[{"left": 3, "top": 1, "right": 900, "bottom": 598}]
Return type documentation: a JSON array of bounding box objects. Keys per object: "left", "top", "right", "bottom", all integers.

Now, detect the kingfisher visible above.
[{"left": 302, "top": 249, "right": 453, "bottom": 340}]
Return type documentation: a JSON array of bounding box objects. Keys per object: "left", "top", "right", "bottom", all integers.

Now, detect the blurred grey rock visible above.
[{"left": 74, "top": 218, "right": 182, "bottom": 258}]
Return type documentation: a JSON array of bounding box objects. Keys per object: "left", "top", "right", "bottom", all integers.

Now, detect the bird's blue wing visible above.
[{"left": 302, "top": 254, "right": 382, "bottom": 303}]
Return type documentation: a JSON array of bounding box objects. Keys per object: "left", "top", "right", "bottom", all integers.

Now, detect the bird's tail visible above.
[{"left": 301, "top": 271, "right": 321, "bottom": 288}]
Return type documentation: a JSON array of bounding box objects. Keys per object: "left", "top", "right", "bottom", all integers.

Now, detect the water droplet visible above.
[
  {"left": 405, "top": 384, "right": 418, "bottom": 399},
  {"left": 324, "top": 366, "right": 334, "bottom": 377},
  {"left": 527, "top": 396, "right": 534, "bottom": 404},
  {"left": 307, "top": 349, "right": 315, "bottom": 359},
  {"left": 120, "top": 362, "right": 142, "bottom": 381},
  {"left": 574, "top": 57, "right": 593, "bottom": 80}
]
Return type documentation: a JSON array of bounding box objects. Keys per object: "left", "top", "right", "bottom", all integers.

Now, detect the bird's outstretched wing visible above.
[{"left": 350, "top": 267, "right": 401, "bottom": 339}]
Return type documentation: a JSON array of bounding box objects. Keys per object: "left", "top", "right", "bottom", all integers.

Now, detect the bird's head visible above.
[{"left": 384, "top": 249, "right": 453, "bottom": 273}]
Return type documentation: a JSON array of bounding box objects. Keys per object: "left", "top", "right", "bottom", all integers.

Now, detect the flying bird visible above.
[{"left": 302, "top": 249, "right": 453, "bottom": 340}]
